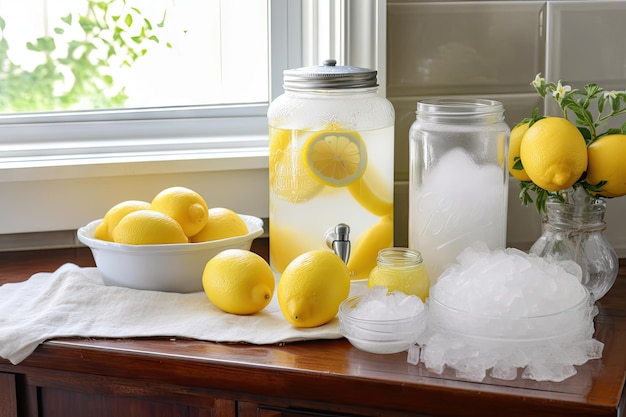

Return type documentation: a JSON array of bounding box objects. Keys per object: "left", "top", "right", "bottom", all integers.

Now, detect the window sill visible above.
[
  {"left": 0, "top": 139, "right": 270, "bottom": 238},
  {"left": 0, "top": 134, "right": 269, "bottom": 182}
]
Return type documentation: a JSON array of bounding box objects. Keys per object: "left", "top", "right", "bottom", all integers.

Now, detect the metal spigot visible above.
[{"left": 325, "top": 223, "right": 351, "bottom": 264}]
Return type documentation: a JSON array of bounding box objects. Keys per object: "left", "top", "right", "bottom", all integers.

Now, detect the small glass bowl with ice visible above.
[{"left": 339, "top": 287, "right": 427, "bottom": 354}]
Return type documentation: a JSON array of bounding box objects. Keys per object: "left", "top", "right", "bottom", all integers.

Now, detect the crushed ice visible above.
[
  {"left": 410, "top": 242, "right": 603, "bottom": 383},
  {"left": 352, "top": 286, "right": 425, "bottom": 320}
]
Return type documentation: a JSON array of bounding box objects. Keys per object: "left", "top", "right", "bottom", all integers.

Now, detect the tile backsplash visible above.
[{"left": 387, "top": 0, "right": 626, "bottom": 255}]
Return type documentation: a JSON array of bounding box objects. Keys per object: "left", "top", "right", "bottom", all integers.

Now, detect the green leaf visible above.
[
  {"left": 578, "top": 126, "right": 592, "bottom": 143},
  {"left": 61, "top": 13, "right": 72, "bottom": 25},
  {"left": 512, "top": 157, "right": 524, "bottom": 171},
  {"left": 31, "top": 37, "right": 55, "bottom": 52},
  {"left": 54, "top": 27, "right": 64, "bottom": 35},
  {"left": 535, "top": 190, "right": 546, "bottom": 213},
  {"left": 125, "top": 14, "right": 133, "bottom": 28},
  {"left": 613, "top": 97, "right": 621, "bottom": 112},
  {"left": 585, "top": 180, "right": 607, "bottom": 192},
  {"left": 603, "top": 128, "right": 622, "bottom": 136},
  {"left": 79, "top": 16, "right": 95, "bottom": 33},
  {"left": 94, "top": 1, "right": 108, "bottom": 12},
  {"left": 102, "top": 74, "right": 113, "bottom": 87},
  {"left": 0, "top": 16, "right": 6, "bottom": 31},
  {"left": 598, "top": 95, "right": 606, "bottom": 114}
]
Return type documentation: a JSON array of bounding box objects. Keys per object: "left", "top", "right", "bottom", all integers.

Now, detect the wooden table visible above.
[{"left": 0, "top": 239, "right": 625, "bottom": 417}]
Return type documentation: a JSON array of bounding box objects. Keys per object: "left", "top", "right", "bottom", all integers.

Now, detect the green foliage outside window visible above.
[{"left": 0, "top": 0, "right": 170, "bottom": 113}]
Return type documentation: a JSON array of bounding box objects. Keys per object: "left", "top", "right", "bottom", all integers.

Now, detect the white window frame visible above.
[{"left": 0, "top": 0, "right": 385, "bottom": 246}]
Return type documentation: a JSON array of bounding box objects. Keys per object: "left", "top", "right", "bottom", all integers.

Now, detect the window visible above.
[
  {"left": 0, "top": 0, "right": 268, "bottom": 111},
  {"left": 0, "top": 0, "right": 384, "bottom": 243},
  {"left": 0, "top": 0, "right": 275, "bottom": 172}
]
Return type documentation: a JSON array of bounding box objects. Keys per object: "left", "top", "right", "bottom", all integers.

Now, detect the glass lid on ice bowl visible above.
[{"left": 283, "top": 59, "right": 378, "bottom": 90}]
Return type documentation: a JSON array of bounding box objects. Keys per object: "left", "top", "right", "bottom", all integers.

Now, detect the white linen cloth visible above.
[{"left": 0, "top": 263, "right": 350, "bottom": 365}]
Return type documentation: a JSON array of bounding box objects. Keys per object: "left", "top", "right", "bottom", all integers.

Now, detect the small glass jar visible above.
[
  {"left": 368, "top": 248, "right": 430, "bottom": 301},
  {"left": 408, "top": 99, "right": 510, "bottom": 282},
  {"left": 530, "top": 193, "right": 619, "bottom": 301}
]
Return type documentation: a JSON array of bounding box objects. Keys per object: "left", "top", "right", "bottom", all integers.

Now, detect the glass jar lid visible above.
[{"left": 283, "top": 59, "right": 378, "bottom": 90}]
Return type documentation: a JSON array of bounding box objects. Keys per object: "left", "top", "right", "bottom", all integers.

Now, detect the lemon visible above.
[
  {"left": 191, "top": 207, "right": 249, "bottom": 242},
  {"left": 112, "top": 210, "right": 189, "bottom": 245},
  {"left": 586, "top": 134, "right": 626, "bottom": 197},
  {"left": 268, "top": 222, "right": 313, "bottom": 274},
  {"left": 347, "top": 165, "right": 393, "bottom": 217},
  {"left": 346, "top": 215, "right": 394, "bottom": 280},
  {"left": 270, "top": 142, "right": 324, "bottom": 204},
  {"left": 520, "top": 117, "right": 588, "bottom": 191},
  {"left": 94, "top": 200, "right": 151, "bottom": 241},
  {"left": 507, "top": 121, "right": 532, "bottom": 182},
  {"left": 269, "top": 127, "right": 292, "bottom": 186},
  {"left": 150, "top": 186, "right": 209, "bottom": 238},
  {"left": 278, "top": 250, "right": 351, "bottom": 328},
  {"left": 302, "top": 129, "right": 367, "bottom": 187},
  {"left": 202, "top": 249, "right": 275, "bottom": 315}
]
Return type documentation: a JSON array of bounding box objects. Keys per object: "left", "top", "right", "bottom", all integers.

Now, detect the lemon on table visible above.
[
  {"left": 346, "top": 215, "right": 394, "bottom": 280},
  {"left": 278, "top": 250, "right": 351, "bottom": 328},
  {"left": 586, "top": 134, "right": 626, "bottom": 197},
  {"left": 191, "top": 207, "right": 249, "bottom": 242},
  {"left": 112, "top": 210, "right": 188, "bottom": 244},
  {"left": 150, "top": 186, "right": 209, "bottom": 238},
  {"left": 302, "top": 129, "right": 367, "bottom": 187},
  {"left": 94, "top": 200, "right": 151, "bottom": 241},
  {"left": 202, "top": 249, "right": 275, "bottom": 315},
  {"left": 507, "top": 121, "right": 532, "bottom": 182},
  {"left": 519, "top": 117, "right": 587, "bottom": 191}
]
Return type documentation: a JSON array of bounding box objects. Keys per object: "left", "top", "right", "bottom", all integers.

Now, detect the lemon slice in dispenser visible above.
[
  {"left": 347, "top": 165, "right": 393, "bottom": 217},
  {"left": 302, "top": 129, "right": 367, "bottom": 187},
  {"left": 270, "top": 128, "right": 324, "bottom": 204}
]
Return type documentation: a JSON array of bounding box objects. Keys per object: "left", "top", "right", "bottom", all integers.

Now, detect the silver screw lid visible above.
[{"left": 283, "top": 59, "right": 378, "bottom": 90}]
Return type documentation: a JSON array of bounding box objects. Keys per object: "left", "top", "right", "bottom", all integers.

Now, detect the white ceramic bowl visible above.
[
  {"left": 338, "top": 295, "right": 427, "bottom": 354},
  {"left": 77, "top": 214, "right": 264, "bottom": 293}
]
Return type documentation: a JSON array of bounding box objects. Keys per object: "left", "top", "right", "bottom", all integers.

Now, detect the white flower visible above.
[
  {"left": 552, "top": 81, "right": 572, "bottom": 99},
  {"left": 604, "top": 90, "right": 618, "bottom": 100},
  {"left": 531, "top": 73, "right": 545, "bottom": 88}
]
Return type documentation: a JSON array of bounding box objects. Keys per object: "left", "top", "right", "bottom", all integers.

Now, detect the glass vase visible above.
[{"left": 529, "top": 191, "right": 619, "bottom": 301}]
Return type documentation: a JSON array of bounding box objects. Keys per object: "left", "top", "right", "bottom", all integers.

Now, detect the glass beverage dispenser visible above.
[{"left": 267, "top": 60, "right": 395, "bottom": 278}]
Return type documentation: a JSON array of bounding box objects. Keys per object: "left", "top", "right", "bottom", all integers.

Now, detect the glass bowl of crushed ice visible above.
[
  {"left": 339, "top": 287, "right": 427, "bottom": 354},
  {"left": 415, "top": 243, "right": 603, "bottom": 383}
]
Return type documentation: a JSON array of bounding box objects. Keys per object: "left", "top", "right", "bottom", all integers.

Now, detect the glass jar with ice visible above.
[{"left": 408, "top": 99, "right": 510, "bottom": 282}]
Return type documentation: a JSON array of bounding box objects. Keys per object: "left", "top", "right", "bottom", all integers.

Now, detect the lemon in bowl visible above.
[{"left": 77, "top": 214, "right": 264, "bottom": 293}]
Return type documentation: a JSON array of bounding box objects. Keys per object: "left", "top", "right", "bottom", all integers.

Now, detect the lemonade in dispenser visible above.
[{"left": 267, "top": 60, "right": 395, "bottom": 277}]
